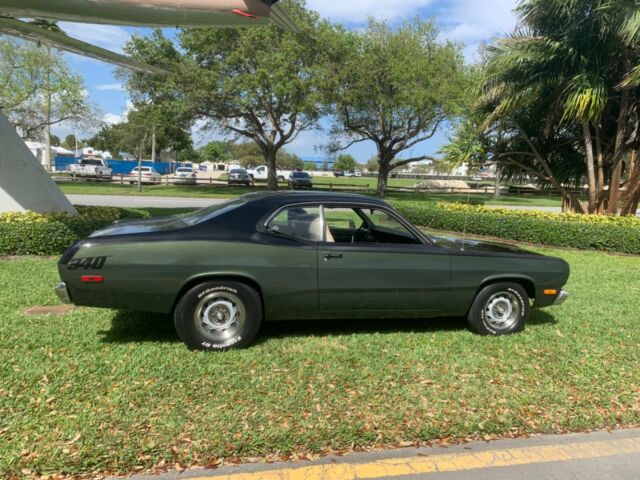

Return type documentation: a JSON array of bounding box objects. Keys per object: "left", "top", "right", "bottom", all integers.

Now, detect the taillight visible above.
[{"left": 81, "top": 275, "right": 104, "bottom": 283}]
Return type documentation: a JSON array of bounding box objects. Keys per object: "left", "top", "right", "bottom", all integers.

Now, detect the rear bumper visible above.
[
  {"left": 553, "top": 290, "right": 569, "bottom": 306},
  {"left": 55, "top": 282, "right": 72, "bottom": 304}
]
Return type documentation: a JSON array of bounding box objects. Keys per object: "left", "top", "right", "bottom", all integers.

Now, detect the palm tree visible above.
[{"left": 479, "top": 0, "right": 640, "bottom": 214}]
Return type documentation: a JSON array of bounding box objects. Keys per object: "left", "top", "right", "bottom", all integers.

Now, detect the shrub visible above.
[
  {"left": 392, "top": 201, "right": 640, "bottom": 255},
  {"left": 0, "top": 206, "right": 149, "bottom": 256}
]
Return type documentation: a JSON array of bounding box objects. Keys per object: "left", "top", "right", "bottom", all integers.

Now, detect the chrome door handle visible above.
[{"left": 324, "top": 253, "right": 343, "bottom": 260}]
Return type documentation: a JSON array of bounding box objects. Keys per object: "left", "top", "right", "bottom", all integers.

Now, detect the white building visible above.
[{"left": 24, "top": 141, "right": 75, "bottom": 171}]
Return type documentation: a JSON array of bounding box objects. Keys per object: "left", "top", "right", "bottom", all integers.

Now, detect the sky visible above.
[{"left": 53, "top": 0, "right": 518, "bottom": 162}]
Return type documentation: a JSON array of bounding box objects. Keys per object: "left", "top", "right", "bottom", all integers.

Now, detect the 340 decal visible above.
[{"left": 67, "top": 256, "right": 109, "bottom": 271}]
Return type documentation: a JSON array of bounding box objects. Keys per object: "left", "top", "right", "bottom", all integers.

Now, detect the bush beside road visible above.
[
  {"left": 0, "top": 249, "right": 639, "bottom": 478},
  {"left": 395, "top": 202, "right": 640, "bottom": 255}
]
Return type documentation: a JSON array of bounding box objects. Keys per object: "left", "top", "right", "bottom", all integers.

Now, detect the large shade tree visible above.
[
  {"left": 0, "top": 35, "right": 93, "bottom": 170},
  {"left": 322, "top": 19, "right": 467, "bottom": 196},
  {"left": 123, "top": 0, "right": 325, "bottom": 189},
  {"left": 468, "top": 0, "right": 640, "bottom": 215}
]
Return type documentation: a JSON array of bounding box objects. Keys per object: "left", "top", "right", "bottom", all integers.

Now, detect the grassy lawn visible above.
[
  {"left": 1, "top": 248, "right": 639, "bottom": 478},
  {"left": 58, "top": 181, "right": 566, "bottom": 208}
]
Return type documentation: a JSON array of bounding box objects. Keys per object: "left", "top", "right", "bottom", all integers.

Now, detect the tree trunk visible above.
[
  {"left": 582, "top": 120, "right": 598, "bottom": 213},
  {"left": 595, "top": 128, "right": 606, "bottom": 213},
  {"left": 621, "top": 148, "right": 640, "bottom": 216},
  {"left": 265, "top": 147, "right": 278, "bottom": 190},
  {"left": 376, "top": 157, "right": 392, "bottom": 196},
  {"left": 607, "top": 88, "right": 631, "bottom": 215}
]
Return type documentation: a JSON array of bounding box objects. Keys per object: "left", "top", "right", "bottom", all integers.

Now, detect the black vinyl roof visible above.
[{"left": 241, "top": 191, "right": 389, "bottom": 208}]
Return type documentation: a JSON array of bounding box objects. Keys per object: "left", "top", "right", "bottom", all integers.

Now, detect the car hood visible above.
[
  {"left": 89, "top": 216, "right": 186, "bottom": 238},
  {"left": 432, "top": 235, "right": 539, "bottom": 256}
]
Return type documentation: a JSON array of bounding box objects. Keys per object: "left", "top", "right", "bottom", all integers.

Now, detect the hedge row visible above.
[
  {"left": 393, "top": 201, "right": 640, "bottom": 255},
  {"left": 0, "top": 206, "right": 149, "bottom": 256}
]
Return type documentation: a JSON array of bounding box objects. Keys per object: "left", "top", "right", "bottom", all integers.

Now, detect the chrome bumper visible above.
[
  {"left": 55, "top": 282, "right": 72, "bottom": 304},
  {"left": 553, "top": 290, "right": 569, "bottom": 306}
]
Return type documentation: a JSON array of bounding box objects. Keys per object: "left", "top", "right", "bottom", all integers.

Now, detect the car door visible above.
[{"left": 318, "top": 205, "right": 451, "bottom": 317}]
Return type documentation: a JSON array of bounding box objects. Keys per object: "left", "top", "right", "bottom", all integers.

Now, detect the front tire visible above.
[
  {"left": 467, "top": 282, "right": 530, "bottom": 336},
  {"left": 174, "top": 281, "right": 262, "bottom": 351}
]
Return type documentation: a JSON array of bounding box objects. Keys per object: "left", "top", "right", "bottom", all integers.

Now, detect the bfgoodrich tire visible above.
[
  {"left": 174, "top": 281, "right": 262, "bottom": 351},
  {"left": 467, "top": 282, "right": 530, "bottom": 336}
]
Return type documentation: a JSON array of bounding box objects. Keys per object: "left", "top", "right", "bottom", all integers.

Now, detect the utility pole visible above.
[
  {"left": 151, "top": 126, "right": 156, "bottom": 163},
  {"left": 44, "top": 45, "right": 53, "bottom": 172}
]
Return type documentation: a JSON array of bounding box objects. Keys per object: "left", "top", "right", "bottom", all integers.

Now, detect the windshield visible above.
[
  {"left": 176, "top": 168, "right": 192, "bottom": 172},
  {"left": 180, "top": 197, "right": 247, "bottom": 226},
  {"left": 230, "top": 169, "right": 246, "bottom": 174},
  {"left": 292, "top": 172, "right": 310, "bottom": 178}
]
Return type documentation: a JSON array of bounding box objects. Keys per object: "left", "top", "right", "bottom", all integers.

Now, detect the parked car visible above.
[
  {"left": 289, "top": 171, "right": 313, "bottom": 189},
  {"left": 68, "top": 157, "right": 112, "bottom": 181},
  {"left": 129, "top": 166, "right": 162, "bottom": 184},
  {"left": 173, "top": 167, "right": 197, "bottom": 185},
  {"left": 344, "top": 170, "right": 355, "bottom": 178},
  {"left": 333, "top": 170, "right": 345, "bottom": 177},
  {"left": 227, "top": 168, "right": 252, "bottom": 186},
  {"left": 247, "top": 165, "right": 289, "bottom": 183},
  {"left": 352, "top": 169, "right": 362, "bottom": 177},
  {"left": 55, "top": 192, "right": 570, "bottom": 352}
]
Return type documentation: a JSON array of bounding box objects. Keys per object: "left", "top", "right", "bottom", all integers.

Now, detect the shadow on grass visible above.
[
  {"left": 99, "top": 309, "right": 558, "bottom": 345},
  {"left": 99, "top": 311, "right": 178, "bottom": 344}
]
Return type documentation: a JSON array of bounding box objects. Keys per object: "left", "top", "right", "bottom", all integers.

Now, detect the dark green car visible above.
[{"left": 55, "top": 192, "right": 570, "bottom": 351}]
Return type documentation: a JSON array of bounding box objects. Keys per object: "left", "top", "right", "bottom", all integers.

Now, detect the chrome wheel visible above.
[
  {"left": 194, "top": 292, "right": 246, "bottom": 343},
  {"left": 484, "top": 291, "right": 521, "bottom": 331}
]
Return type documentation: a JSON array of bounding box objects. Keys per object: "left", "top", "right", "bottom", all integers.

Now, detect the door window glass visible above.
[
  {"left": 267, "top": 206, "right": 324, "bottom": 241},
  {"left": 360, "top": 208, "right": 420, "bottom": 244}
]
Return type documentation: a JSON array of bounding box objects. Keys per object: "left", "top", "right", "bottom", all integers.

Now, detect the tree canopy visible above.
[
  {"left": 0, "top": 37, "right": 93, "bottom": 140},
  {"left": 448, "top": 0, "right": 640, "bottom": 215},
  {"left": 123, "top": 0, "right": 326, "bottom": 189},
  {"left": 322, "top": 19, "right": 467, "bottom": 195}
]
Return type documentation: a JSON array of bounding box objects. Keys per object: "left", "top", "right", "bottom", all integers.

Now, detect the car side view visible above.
[{"left": 55, "top": 192, "right": 570, "bottom": 351}]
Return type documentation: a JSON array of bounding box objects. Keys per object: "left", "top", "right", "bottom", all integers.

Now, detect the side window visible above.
[
  {"left": 323, "top": 207, "right": 364, "bottom": 243},
  {"left": 267, "top": 206, "right": 323, "bottom": 242},
  {"left": 324, "top": 208, "right": 363, "bottom": 230},
  {"left": 359, "top": 208, "right": 421, "bottom": 244}
]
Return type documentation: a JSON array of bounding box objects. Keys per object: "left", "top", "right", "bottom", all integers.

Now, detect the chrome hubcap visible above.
[
  {"left": 194, "top": 292, "right": 245, "bottom": 342},
  {"left": 485, "top": 292, "right": 520, "bottom": 330}
]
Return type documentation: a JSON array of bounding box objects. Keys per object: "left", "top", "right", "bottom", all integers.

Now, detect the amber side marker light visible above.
[
  {"left": 544, "top": 289, "right": 558, "bottom": 296},
  {"left": 81, "top": 275, "right": 104, "bottom": 284}
]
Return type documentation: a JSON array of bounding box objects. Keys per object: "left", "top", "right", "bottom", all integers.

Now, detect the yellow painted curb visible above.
[{"left": 190, "top": 436, "right": 640, "bottom": 480}]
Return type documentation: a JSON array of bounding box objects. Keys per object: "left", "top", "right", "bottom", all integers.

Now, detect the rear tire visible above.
[
  {"left": 467, "top": 282, "right": 530, "bottom": 336},
  {"left": 174, "top": 281, "right": 262, "bottom": 351}
]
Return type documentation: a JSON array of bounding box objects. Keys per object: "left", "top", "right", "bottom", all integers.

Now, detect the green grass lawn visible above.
[
  {"left": 58, "top": 181, "right": 566, "bottom": 208},
  {"left": 1, "top": 248, "right": 639, "bottom": 478}
]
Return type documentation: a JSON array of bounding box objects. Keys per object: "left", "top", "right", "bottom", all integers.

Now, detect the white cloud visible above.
[
  {"left": 102, "top": 100, "right": 134, "bottom": 125},
  {"left": 57, "top": 22, "right": 132, "bottom": 53},
  {"left": 95, "top": 83, "right": 125, "bottom": 92},
  {"left": 307, "top": 0, "right": 435, "bottom": 23},
  {"left": 437, "top": 0, "right": 517, "bottom": 61}
]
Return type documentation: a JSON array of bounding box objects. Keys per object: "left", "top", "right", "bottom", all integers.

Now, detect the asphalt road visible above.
[
  {"left": 123, "top": 429, "right": 640, "bottom": 480},
  {"left": 67, "top": 194, "right": 226, "bottom": 209}
]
